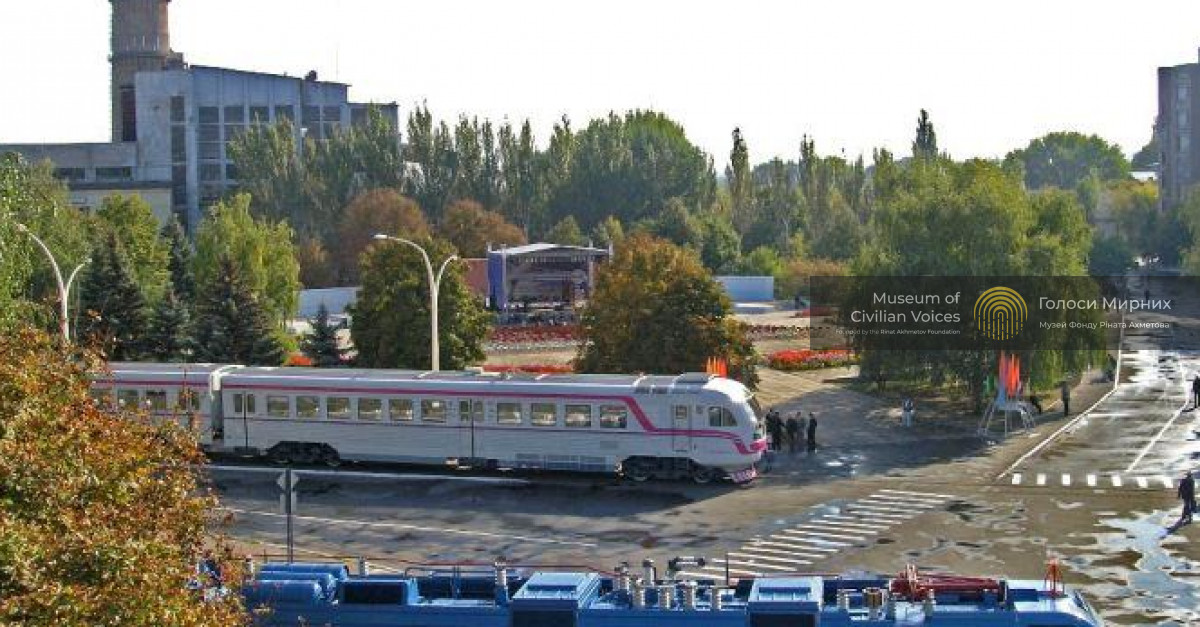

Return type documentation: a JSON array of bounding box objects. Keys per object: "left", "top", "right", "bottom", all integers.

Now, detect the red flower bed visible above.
[
  {"left": 285, "top": 354, "right": 314, "bottom": 367},
  {"left": 767, "top": 349, "right": 857, "bottom": 371},
  {"left": 482, "top": 364, "right": 574, "bottom": 375},
  {"left": 488, "top": 325, "right": 581, "bottom": 344}
]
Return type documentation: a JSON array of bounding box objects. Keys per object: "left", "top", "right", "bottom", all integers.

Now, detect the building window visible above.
[
  {"left": 199, "top": 107, "right": 219, "bottom": 124},
  {"left": 303, "top": 106, "right": 320, "bottom": 126},
  {"left": 199, "top": 124, "right": 220, "bottom": 142},
  {"left": 171, "top": 165, "right": 188, "bottom": 207},
  {"left": 497, "top": 402, "right": 522, "bottom": 425},
  {"left": 199, "top": 142, "right": 221, "bottom": 161},
  {"left": 323, "top": 123, "right": 339, "bottom": 139},
  {"left": 170, "top": 96, "right": 186, "bottom": 123},
  {"left": 322, "top": 106, "right": 341, "bottom": 122},
  {"left": 224, "top": 124, "right": 244, "bottom": 145},
  {"left": 171, "top": 126, "right": 187, "bottom": 163},
  {"left": 53, "top": 167, "right": 86, "bottom": 182},
  {"left": 530, "top": 403, "right": 558, "bottom": 427},
  {"left": 249, "top": 106, "right": 270, "bottom": 124},
  {"left": 200, "top": 164, "right": 223, "bottom": 182},
  {"left": 120, "top": 86, "right": 137, "bottom": 142},
  {"left": 225, "top": 163, "right": 240, "bottom": 181},
  {"left": 223, "top": 105, "right": 245, "bottom": 123},
  {"left": 600, "top": 406, "right": 628, "bottom": 429},
  {"left": 275, "top": 105, "right": 295, "bottom": 122},
  {"left": 95, "top": 167, "right": 133, "bottom": 181}
]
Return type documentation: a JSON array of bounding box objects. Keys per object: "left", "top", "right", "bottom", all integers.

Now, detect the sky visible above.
[{"left": 2, "top": 0, "right": 1199, "bottom": 167}]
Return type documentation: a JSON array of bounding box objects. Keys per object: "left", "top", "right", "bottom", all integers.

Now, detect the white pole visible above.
[
  {"left": 15, "top": 223, "right": 75, "bottom": 344},
  {"left": 374, "top": 234, "right": 459, "bottom": 371}
]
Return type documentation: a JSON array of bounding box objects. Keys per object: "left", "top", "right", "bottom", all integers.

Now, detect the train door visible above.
[
  {"left": 671, "top": 405, "right": 690, "bottom": 453},
  {"left": 458, "top": 399, "right": 484, "bottom": 462}
]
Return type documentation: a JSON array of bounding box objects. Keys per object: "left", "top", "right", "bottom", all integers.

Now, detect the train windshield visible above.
[{"left": 747, "top": 395, "right": 766, "bottom": 439}]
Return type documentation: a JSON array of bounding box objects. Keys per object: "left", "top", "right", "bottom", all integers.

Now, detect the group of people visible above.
[{"left": 764, "top": 409, "right": 818, "bottom": 453}]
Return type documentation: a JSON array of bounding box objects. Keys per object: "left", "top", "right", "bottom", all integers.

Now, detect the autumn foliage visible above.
[
  {"left": 0, "top": 328, "right": 245, "bottom": 626},
  {"left": 766, "top": 349, "right": 858, "bottom": 371}
]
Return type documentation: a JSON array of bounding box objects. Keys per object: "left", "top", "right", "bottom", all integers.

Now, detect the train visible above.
[
  {"left": 90, "top": 363, "right": 767, "bottom": 483},
  {"left": 239, "top": 559, "right": 1105, "bottom": 626}
]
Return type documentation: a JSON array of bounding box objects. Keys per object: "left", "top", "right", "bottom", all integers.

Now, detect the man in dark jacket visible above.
[
  {"left": 766, "top": 409, "right": 783, "bottom": 452},
  {"left": 785, "top": 414, "right": 802, "bottom": 453},
  {"left": 1060, "top": 381, "right": 1071, "bottom": 416},
  {"left": 806, "top": 412, "right": 818, "bottom": 452},
  {"left": 1179, "top": 470, "right": 1196, "bottom": 525},
  {"left": 1192, "top": 375, "right": 1199, "bottom": 409}
]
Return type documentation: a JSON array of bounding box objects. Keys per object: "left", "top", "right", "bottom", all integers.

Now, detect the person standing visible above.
[
  {"left": 1178, "top": 470, "right": 1196, "bottom": 525},
  {"left": 1192, "top": 375, "right": 1200, "bottom": 409},
  {"left": 806, "top": 412, "right": 818, "bottom": 452},
  {"left": 785, "top": 414, "right": 801, "bottom": 454},
  {"left": 1060, "top": 381, "right": 1071, "bottom": 416},
  {"left": 902, "top": 397, "right": 914, "bottom": 427},
  {"left": 766, "top": 409, "right": 783, "bottom": 452}
]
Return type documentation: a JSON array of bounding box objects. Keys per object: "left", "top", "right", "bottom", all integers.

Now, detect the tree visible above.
[
  {"left": 95, "top": 194, "right": 170, "bottom": 302},
  {"left": 350, "top": 237, "right": 490, "bottom": 370},
  {"left": 439, "top": 199, "right": 527, "bottom": 257},
  {"left": 1130, "top": 123, "right": 1159, "bottom": 170},
  {"left": 226, "top": 118, "right": 310, "bottom": 229},
  {"left": 192, "top": 256, "right": 286, "bottom": 365},
  {"left": 296, "top": 236, "right": 336, "bottom": 289},
  {"left": 1089, "top": 235, "right": 1134, "bottom": 276},
  {"left": 576, "top": 234, "right": 757, "bottom": 387},
  {"left": 727, "top": 128, "right": 754, "bottom": 235},
  {"left": 590, "top": 215, "right": 625, "bottom": 248},
  {"left": 0, "top": 327, "right": 245, "bottom": 625},
  {"left": 78, "top": 232, "right": 149, "bottom": 361},
  {"left": 544, "top": 216, "right": 587, "bottom": 246},
  {"left": 648, "top": 197, "right": 703, "bottom": 250},
  {"left": 695, "top": 210, "right": 741, "bottom": 273},
  {"left": 1003, "top": 131, "right": 1130, "bottom": 190},
  {"left": 0, "top": 153, "right": 93, "bottom": 331},
  {"left": 335, "top": 189, "right": 431, "bottom": 284},
  {"left": 143, "top": 285, "right": 195, "bottom": 362},
  {"left": 301, "top": 303, "right": 346, "bottom": 367},
  {"left": 912, "top": 109, "right": 938, "bottom": 160},
  {"left": 193, "top": 193, "right": 300, "bottom": 326},
  {"left": 161, "top": 215, "right": 194, "bottom": 304},
  {"left": 498, "top": 119, "right": 540, "bottom": 231}
]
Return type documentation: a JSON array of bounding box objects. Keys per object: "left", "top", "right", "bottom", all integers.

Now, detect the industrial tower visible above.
[{"left": 109, "top": 0, "right": 174, "bottom": 143}]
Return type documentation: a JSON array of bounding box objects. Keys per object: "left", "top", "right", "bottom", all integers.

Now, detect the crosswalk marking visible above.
[
  {"left": 1011, "top": 473, "right": 1022, "bottom": 485},
  {"left": 728, "top": 552, "right": 811, "bottom": 566},
  {"left": 1112, "top": 475, "right": 1123, "bottom": 487},
  {"left": 1086, "top": 474, "right": 1097, "bottom": 487},
  {"left": 1159, "top": 476, "right": 1173, "bottom": 489},
  {"left": 745, "top": 543, "right": 831, "bottom": 559},
  {"left": 713, "top": 558, "right": 793, "bottom": 572},
  {"left": 1137, "top": 477, "right": 1149, "bottom": 489},
  {"left": 777, "top": 531, "right": 855, "bottom": 545},
  {"left": 878, "top": 488, "right": 956, "bottom": 500},
  {"left": 790, "top": 523, "right": 873, "bottom": 537},
  {"left": 863, "top": 495, "right": 938, "bottom": 508},
  {"left": 1006, "top": 470, "right": 1182, "bottom": 490},
  {"left": 811, "top": 518, "right": 886, "bottom": 532},
  {"left": 1037, "top": 473, "right": 1047, "bottom": 486},
  {"left": 1061, "top": 474, "right": 1071, "bottom": 486},
  {"left": 845, "top": 505, "right": 913, "bottom": 517},
  {"left": 820, "top": 514, "right": 896, "bottom": 526}
]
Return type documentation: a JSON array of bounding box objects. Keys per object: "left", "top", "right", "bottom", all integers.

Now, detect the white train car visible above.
[
  {"left": 96, "top": 364, "right": 767, "bottom": 483},
  {"left": 90, "top": 362, "right": 241, "bottom": 446}
]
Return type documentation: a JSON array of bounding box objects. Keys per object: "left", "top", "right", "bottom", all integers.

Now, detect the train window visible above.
[
  {"left": 599, "top": 405, "right": 628, "bottom": 429},
  {"left": 90, "top": 388, "right": 113, "bottom": 407},
  {"left": 328, "top": 397, "right": 352, "bottom": 420},
  {"left": 358, "top": 398, "right": 382, "bottom": 420},
  {"left": 232, "top": 393, "right": 257, "bottom": 415},
  {"left": 496, "top": 402, "right": 522, "bottom": 424},
  {"left": 530, "top": 403, "right": 557, "bottom": 427},
  {"left": 176, "top": 389, "right": 201, "bottom": 411},
  {"left": 296, "top": 396, "right": 320, "bottom": 419},
  {"left": 389, "top": 399, "right": 414, "bottom": 421},
  {"left": 267, "top": 396, "right": 290, "bottom": 418},
  {"left": 146, "top": 390, "right": 168, "bottom": 411},
  {"left": 459, "top": 400, "right": 484, "bottom": 422},
  {"left": 708, "top": 406, "right": 737, "bottom": 427},
  {"left": 565, "top": 404, "right": 593, "bottom": 428},
  {"left": 116, "top": 389, "right": 140, "bottom": 409},
  {"left": 421, "top": 399, "right": 447, "bottom": 423}
]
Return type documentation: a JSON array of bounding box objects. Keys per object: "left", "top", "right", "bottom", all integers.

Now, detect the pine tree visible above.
[
  {"left": 79, "top": 232, "right": 149, "bottom": 360},
  {"left": 192, "top": 256, "right": 285, "bottom": 365},
  {"left": 301, "top": 303, "right": 346, "bottom": 367},
  {"left": 161, "top": 215, "right": 194, "bottom": 304},
  {"left": 144, "top": 285, "right": 194, "bottom": 362}
]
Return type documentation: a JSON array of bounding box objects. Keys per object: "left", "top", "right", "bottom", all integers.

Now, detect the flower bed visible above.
[
  {"left": 767, "top": 349, "right": 857, "bottom": 371},
  {"left": 488, "top": 325, "right": 581, "bottom": 344},
  {"left": 482, "top": 364, "right": 574, "bottom": 375}
]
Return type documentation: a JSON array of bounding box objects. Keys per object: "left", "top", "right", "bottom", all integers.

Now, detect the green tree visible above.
[
  {"left": 1089, "top": 235, "right": 1134, "bottom": 276},
  {"left": 439, "top": 199, "right": 527, "bottom": 257},
  {"left": 739, "top": 246, "right": 783, "bottom": 277},
  {"left": 576, "top": 234, "right": 757, "bottom": 386},
  {"left": 590, "top": 215, "right": 625, "bottom": 248},
  {"left": 727, "top": 127, "right": 754, "bottom": 235},
  {"left": 78, "top": 232, "right": 149, "bottom": 361},
  {"left": 95, "top": 194, "right": 170, "bottom": 302},
  {"left": 1004, "top": 131, "right": 1131, "bottom": 190},
  {"left": 648, "top": 198, "right": 703, "bottom": 250},
  {"left": 300, "top": 303, "right": 346, "bottom": 367},
  {"left": 695, "top": 210, "right": 741, "bottom": 272},
  {"left": 0, "top": 327, "right": 245, "bottom": 625},
  {"left": 193, "top": 193, "right": 300, "bottom": 325},
  {"left": 143, "top": 285, "right": 195, "bottom": 362},
  {"left": 161, "top": 215, "right": 194, "bottom": 304},
  {"left": 226, "top": 118, "right": 310, "bottom": 228},
  {"left": 912, "top": 109, "right": 938, "bottom": 160},
  {"left": 544, "top": 216, "right": 587, "bottom": 246},
  {"left": 350, "top": 237, "right": 490, "bottom": 369},
  {"left": 192, "top": 256, "right": 286, "bottom": 365},
  {"left": 498, "top": 119, "right": 540, "bottom": 231},
  {"left": 1130, "top": 123, "right": 1159, "bottom": 170}
]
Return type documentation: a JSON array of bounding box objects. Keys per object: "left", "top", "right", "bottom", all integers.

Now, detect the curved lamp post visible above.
[
  {"left": 373, "top": 234, "right": 459, "bottom": 371},
  {"left": 15, "top": 223, "right": 89, "bottom": 344}
]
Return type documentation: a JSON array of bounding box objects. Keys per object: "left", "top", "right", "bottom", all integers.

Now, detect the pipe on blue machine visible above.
[{"left": 494, "top": 557, "right": 510, "bottom": 607}]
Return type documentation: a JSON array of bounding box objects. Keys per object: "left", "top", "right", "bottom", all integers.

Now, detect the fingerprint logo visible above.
[{"left": 974, "top": 287, "right": 1027, "bottom": 340}]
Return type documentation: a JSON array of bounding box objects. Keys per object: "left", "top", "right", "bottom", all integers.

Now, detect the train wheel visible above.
[
  {"left": 624, "top": 459, "right": 653, "bottom": 483},
  {"left": 321, "top": 447, "right": 342, "bottom": 468},
  {"left": 690, "top": 465, "right": 720, "bottom": 484}
]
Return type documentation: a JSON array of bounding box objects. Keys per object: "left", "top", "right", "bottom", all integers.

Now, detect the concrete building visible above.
[
  {"left": 0, "top": 0, "right": 398, "bottom": 231},
  {"left": 1157, "top": 48, "right": 1200, "bottom": 210}
]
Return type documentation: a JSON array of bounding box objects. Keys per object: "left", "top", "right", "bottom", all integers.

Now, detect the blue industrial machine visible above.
[{"left": 241, "top": 558, "right": 1104, "bottom": 626}]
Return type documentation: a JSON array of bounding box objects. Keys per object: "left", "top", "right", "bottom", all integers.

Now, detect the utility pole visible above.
[
  {"left": 278, "top": 468, "right": 298, "bottom": 563},
  {"left": 373, "top": 234, "right": 459, "bottom": 371}
]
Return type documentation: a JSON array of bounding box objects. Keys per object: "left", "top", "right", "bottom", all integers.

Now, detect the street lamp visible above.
[
  {"left": 373, "top": 234, "right": 459, "bottom": 371},
  {"left": 15, "top": 223, "right": 90, "bottom": 344}
]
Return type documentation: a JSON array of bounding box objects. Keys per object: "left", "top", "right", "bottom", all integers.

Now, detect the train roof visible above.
[{"left": 95, "top": 362, "right": 233, "bottom": 384}]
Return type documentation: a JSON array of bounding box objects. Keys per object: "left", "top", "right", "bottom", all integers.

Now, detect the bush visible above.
[{"left": 767, "top": 349, "right": 858, "bottom": 371}]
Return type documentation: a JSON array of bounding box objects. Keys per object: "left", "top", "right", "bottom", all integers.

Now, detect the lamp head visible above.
[
  {"left": 14, "top": 223, "right": 28, "bottom": 233},
  {"left": 373, "top": 233, "right": 389, "bottom": 241}
]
